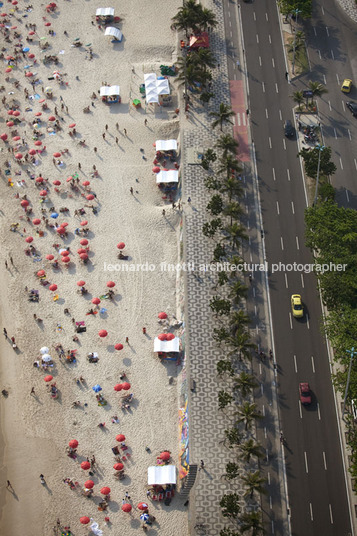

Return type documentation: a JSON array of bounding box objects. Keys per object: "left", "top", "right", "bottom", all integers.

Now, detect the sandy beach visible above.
[{"left": 0, "top": 0, "right": 188, "bottom": 534}]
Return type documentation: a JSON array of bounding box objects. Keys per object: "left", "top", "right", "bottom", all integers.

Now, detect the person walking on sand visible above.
[
  {"left": 123, "top": 128, "right": 127, "bottom": 136},
  {"left": 5, "top": 260, "right": 8, "bottom": 269},
  {"left": 125, "top": 337, "right": 129, "bottom": 344},
  {"left": 105, "top": 124, "right": 108, "bottom": 131},
  {"left": 199, "top": 460, "right": 205, "bottom": 470},
  {"left": 30, "top": 387, "right": 35, "bottom": 396},
  {"left": 142, "top": 327, "right": 146, "bottom": 334},
  {"left": 144, "top": 119, "right": 148, "bottom": 126},
  {"left": 3, "top": 328, "right": 7, "bottom": 339},
  {"left": 162, "top": 209, "right": 166, "bottom": 216},
  {"left": 116, "top": 137, "right": 118, "bottom": 144},
  {"left": 102, "top": 133, "right": 105, "bottom": 140},
  {"left": 6, "top": 480, "right": 12, "bottom": 489},
  {"left": 116, "top": 122, "right": 119, "bottom": 130},
  {"left": 94, "top": 147, "right": 97, "bottom": 153},
  {"left": 10, "top": 256, "right": 14, "bottom": 266},
  {"left": 130, "top": 187, "right": 133, "bottom": 195}
]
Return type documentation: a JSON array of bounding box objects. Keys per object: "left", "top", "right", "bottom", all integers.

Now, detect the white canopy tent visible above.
[
  {"left": 144, "top": 73, "right": 170, "bottom": 104},
  {"left": 96, "top": 7, "right": 114, "bottom": 17},
  {"left": 148, "top": 465, "right": 176, "bottom": 486},
  {"left": 157, "top": 78, "right": 170, "bottom": 95},
  {"left": 104, "top": 27, "right": 123, "bottom": 41},
  {"left": 154, "top": 336, "right": 180, "bottom": 352},
  {"left": 100, "top": 85, "right": 120, "bottom": 97},
  {"left": 156, "top": 170, "right": 179, "bottom": 184},
  {"left": 155, "top": 139, "right": 177, "bottom": 151}
]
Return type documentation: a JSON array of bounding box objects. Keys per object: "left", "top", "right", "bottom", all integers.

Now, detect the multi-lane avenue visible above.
[{"left": 223, "top": 0, "right": 355, "bottom": 534}]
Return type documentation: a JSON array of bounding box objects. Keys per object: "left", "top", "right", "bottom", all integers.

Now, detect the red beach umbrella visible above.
[
  {"left": 114, "top": 343, "right": 123, "bottom": 351},
  {"left": 39, "top": 190, "right": 47, "bottom": 197},
  {"left": 56, "top": 227, "right": 66, "bottom": 234},
  {"left": 152, "top": 166, "right": 160, "bottom": 173},
  {"left": 34, "top": 140, "right": 42, "bottom": 146},
  {"left": 32, "top": 218, "right": 41, "bottom": 225},
  {"left": 25, "top": 72, "right": 34, "bottom": 78},
  {"left": 86, "top": 194, "right": 94, "bottom": 201},
  {"left": 80, "top": 517, "right": 90, "bottom": 525},
  {"left": 60, "top": 250, "right": 69, "bottom": 256},
  {"left": 48, "top": 115, "right": 56, "bottom": 122},
  {"left": 77, "top": 248, "right": 86, "bottom": 254},
  {"left": 106, "top": 281, "right": 115, "bottom": 288},
  {"left": 92, "top": 297, "right": 101, "bottom": 305},
  {"left": 166, "top": 333, "right": 175, "bottom": 341},
  {"left": 13, "top": 110, "right": 20, "bottom": 117},
  {"left": 158, "top": 333, "right": 167, "bottom": 341},
  {"left": 7, "top": 110, "right": 14, "bottom": 115},
  {"left": 62, "top": 256, "right": 70, "bottom": 263},
  {"left": 81, "top": 461, "right": 91, "bottom": 470},
  {"left": 84, "top": 480, "right": 94, "bottom": 489},
  {"left": 159, "top": 451, "right": 171, "bottom": 461},
  {"left": 137, "top": 502, "right": 149, "bottom": 511},
  {"left": 20, "top": 199, "right": 29, "bottom": 208},
  {"left": 66, "top": 176, "right": 73, "bottom": 182},
  {"left": 12, "top": 135, "right": 20, "bottom": 141},
  {"left": 79, "top": 253, "right": 88, "bottom": 260},
  {"left": 113, "top": 463, "right": 124, "bottom": 471},
  {"left": 82, "top": 180, "right": 90, "bottom": 186},
  {"left": 37, "top": 270, "right": 45, "bottom": 277},
  {"left": 77, "top": 280, "right": 86, "bottom": 286},
  {"left": 35, "top": 112, "right": 42, "bottom": 116},
  {"left": 53, "top": 180, "right": 61, "bottom": 186},
  {"left": 61, "top": 222, "right": 69, "bottom": 228},
  {"left": 114, "top": 384, "right": 123, "bottom": 392},
  {"left": 158, "top": 312, "right": 167, "bottom": 319},
  {"left": 14, "top": 153, "right": 23, "bottom": 159},
  {"left": 5, "top": 67, "right": 12, "bottom": 73},
  {"left": 122, "top": 504, "right": 132, "bottom": 513},
  {"left": 35, "top": 177, "right": 44, "bottom": 183},
  {"left": 29, "top": 30, "right": 35, "bottom": 35},
  {"left": 69, "top": 123, "right": 76, "bottom": 128},
  {"left": 46, "top": 254, "right": 54, "bottom": 260},
  {"left": 49, "top": 284, "right": 57, "bottom": 291},
  {"left": 69, "top": 439, "right": 78, "bottom": 449},
  {"left": 98, "top": 329, "right": 108, "bottom": 338},
  {"left": 44, "top": 375, "right": 53, "bottom": 382},
  {"left": 29, "top": 149, "right": 37, "bottom": 155},
  {"left": 121, "top": 382, "right": 131, "bottom": 391},
  {"left": 100, "top": 487, "right": 111, "bottom": 495},
  {"left": 53, "top": 152, "right": 61, "bottom": 158},
  {"left": 117, "top": 242, "right": 125, "bottom": 249},
  {"left": 25, "top": 236, "right": 33, "bottom": 243},
  {"left": 80, "top": 220, "right": 88, "bottom": 226},
  {"left": 6, "top": 121, "right": 14, "bottom": 127},
  {"left": 28, "top": 53, "right": 35, "bottom": 59},
  {"left": 80, "top": 239, "right": 88, "bottom": 246},
  {"left": 45, "top": 22, "right": 51, "bottom": 26},
  {"left": 116, "top": 434, "right": 125, "bottom": 442},
  {"left": 0, "top": 133, "right": 8, "bottom": 141}
]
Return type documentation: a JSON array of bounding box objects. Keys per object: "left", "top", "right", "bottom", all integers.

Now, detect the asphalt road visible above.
[{"left": 223, "top": 1, "right": 354, "bottom": 535}]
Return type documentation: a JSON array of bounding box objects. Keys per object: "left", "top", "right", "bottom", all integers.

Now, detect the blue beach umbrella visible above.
[
  {"left": 140, "top": 513, "right": 150, "bottom": 522},
  {"left": 22, "top": 47, "right": 30, "bottom": 53},
  {"left": 92, "top": 384, "right": 102, "bottom": 393},
  {"left": 51, "top": 212, "right": 58, "bottom": 219}
]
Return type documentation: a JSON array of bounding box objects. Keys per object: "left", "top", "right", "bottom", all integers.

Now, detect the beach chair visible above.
[
  {"left": 151, "top": 494, "right": 158, "bottom": 501},
  {"left": 158, "top": 493, "right": 164, "bottom": 501}
]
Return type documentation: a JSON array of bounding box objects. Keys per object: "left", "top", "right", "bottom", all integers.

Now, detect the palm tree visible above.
[
  {"left": 239, "top": 511, "right": 265, "bottom": 535},
  {"left": 176, "top": 63, "right": 212, "bottom": 92},
  {"left": 218, "top": 154, "right": 242, "bottom": 181},
  {"left": 229, "top": 310, "right": 250, "bottom": 336},
  {"left": 223, "top": 201, "right": 243, "bottom": 226},
  {"left": 287, "top": 30, "right": 305, "bottom": 53},
  {"left": 228, "top": 331, "right": 256, "bottom": 361},
  {"left": 171, "top": 6, "right": 192, "bottom": 37},
  {"left": 234, "top": 372, "right": 258, "bottom": 398},
  {"left": 228, "top": 279, "right": 248, "bottom": 306},
  {"left": 224, "top": 222, "right": 248, "bottom": 250},
  {"left": 239, "top": 439, "right": 264, "bottom": 464},
  {"left": 235, "top": 402, "right": 261, "bottom": 431},
  {"left": 216, "top": 134, "right": 239, "bottom": 158},
  {"left": 308, "top": 80, "right": 328, "bottom": 104},
  {"left": 241, "top": 470, "right": 267, "bottom": 499},
  {"left": 291, "top": 90, "right": 304, "bottom": 111},
  {"left": 188, "top": 47, "right": 216, "bottom": 72},
  {"left": 210, "top": 103, "right": 235, "bottom": 131},
  {"left": 195, "top": 7, "right": 218, "bottom": 32}
]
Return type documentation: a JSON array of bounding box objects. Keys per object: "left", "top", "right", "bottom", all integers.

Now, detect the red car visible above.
[{"left": 299, "top": 382, "right": 312, "bottom": 405}]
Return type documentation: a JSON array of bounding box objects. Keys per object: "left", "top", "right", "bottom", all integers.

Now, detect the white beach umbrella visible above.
[
  {"left": 42, "top": 354, "right": 52, "bottom": 362},
  {"left": 40, "top": 347, "right": 50, "bottom": 354}
]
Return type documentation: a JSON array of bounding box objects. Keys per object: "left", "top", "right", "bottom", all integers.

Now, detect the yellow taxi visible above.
[
  {"left": 341, "top": 79, "right": 352, "bottom": 93},
  {"left": 291, "top": 294, "right": 303, "bottom": 318}
]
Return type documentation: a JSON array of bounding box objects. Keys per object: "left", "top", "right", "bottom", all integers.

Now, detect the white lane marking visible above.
[
  {"left": 289, "top": 311, "right": 293, "bottom": 329},
  {"left": 293, "top": 354, "right": 297, "bottom": 373},
  {"left": 285, "top": 273, "right": 289, "bottom": 289},
  {"left": 313, "top": 27, "right": 317, "bottom": 36},
  {"left": 323, "top": 451, "right": 327, "bottom": 470},
  {"left": 348, "top": 129, "right": 351, "bottom": 141},
  {"left": 230, "top": 31, "right": 233, "bottom": 38},
  {"left": 253, "top": 11, "right": 256, "bottom": 21},
  {"left": 276, "top": 201, "right": 280, "bottom": 215},
  {"left": 279, "top": 109, "right": 282, "bottom": 120},
  {"left": 306, "top": 313, "right": 310, "bottom": 329},
  {"left": 275, "top": 83, "right": 279, "bottom": 93},
  {"left": 340, "top": 157, "right": 343, "bottom": 170},
  {"left": 280, "top": 236, "right": 284, "bottom": 250},
  {"left": 346, "top": 189, "right": 350, "bottom": 203},
  {"left": 334, "top": 128, "right": 337, "bottom": 139},
  {"left": 310, "top": 503, "right": 314, "bottom": 521},
  {"left": 262, "top": 81, "right": 265, "bottom": 92},
  {"left": 299, "top": 400, "right": 302, "bottom": 418},
  {"left": 259, "top": 362, "right": 262, "bottom": 374},
  {"left": 272, "top": 168, "right": 276, "bottom": 181},
  {"left": 267, "top": 470, "right": 270, "bottom": 484},
  {"left": 342, "top": 100, "right": 345, "bottom": 112},
  {"left": 269, "top": 495, "right": 272, "bottom": 509},
  {"left": 287, "top": 168, "right": 290, "bottom": 181},
  {"left": 261, "top": 383, "right": 264, "bottom": 395},
  {"left": 264, "top": 426, "right": 267, "bottom": 439},
  {"left": 317, "top": 402, "right": 321, "bottom": 421},
  {"left": 269, "top": 34, "right": 271, "bottom": 44},
  {"left": 266, "top": 12, "right": 268, "bottom": 21},
  {"left": 323, "top": 74, "right": 326, "bottom": 85},
  {"left": 283, "top": 138, "right": 286, "bottom": 150},
  {"left": 311, "top": 355, "right": 315, "bottom": 373},
  {"left": 272, "top": 57, "right": 275, "bottom": 68},
  {"left": 326, "top": 26, "right": 329, "bottom": 36},
  {"left": 229, "top": 20, "right": 232, "bottom": 27},
  {"left": 262, "top": 404, "right": 265, "bottom": 416},
  {"left": 329, "top": 504, "right": 333, "bottom": 524},
  {"left": 318, "top": 50, "right": 321, "bottom": 60},
  {"left": 322, "top": 5, "right": 325, "bottom": 14},
  {"left": 296, "top": 236, "right": 300, "bottom": 250},
  {"left": 355, "top": 159, "right": 357, "bottom": 171},
  {"left": 259, "top": 56, "right": 262, "bottom": 66},
  {"left": 336, "top": 73, "right": 340, "bottom": 84},
  {"left": 236, "top": 113, "right": 240, "bottom": 126},
  {"left": 269, "top": 137, "right": 272, "bottom": 149},
  {"left": 331, "top": 49, "right": 334, "bottom": 60},
  {"left": 256, "top": 34, "right": 259, "bottom": 44},
  {"left": 228, "top": 10, "right": 230, "bottom": 17},
  {"left": 291, "top": 201, "right": 295, "bottom": 214},
  {"left": 234, "top": 72, "right": 237, "bottom": 81},
  {"left": 266, "top": 108, "right": 269, "bottom": 119},
  {"left": 304, "top": 451, "right": 309, "bottom": 473},
  {"left": 328, "top": 100, "right": 332, "bottom": 111},
  {"left": 300, "top": 273, "right": 304, "bottom": 288}
]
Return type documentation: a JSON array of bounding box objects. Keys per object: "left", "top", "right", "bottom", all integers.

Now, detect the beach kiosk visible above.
[
  {"left": 104, "top": 26, "right": 123, "bottom": 42},
  {"left": 96, "top": 7, "right": 115, "bottom": 23},
  {"left": 154, "top": 335, "right": 180, "bottom": 360},
  {"left": 148, "top": 465, "right": 176, "bottom": 486},
  {"left": 100, "top": 85, "right": 121, "bottom": 104},
  {"left": 156, "top": 170, "right": 178, "bottom": 185}
]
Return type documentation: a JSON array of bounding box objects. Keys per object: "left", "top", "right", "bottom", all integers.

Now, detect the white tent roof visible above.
[
  {"left": 156, "top": 170, "right": 179, "bottom": 184},
  {"left": 156, "top": 139, "right": 177, "bottom": 151},
  {"left": 144, "top": 73, "right": 170, "bottom": 103},
  {"left": 100, "top": 85, "right": 120, "bottom": 96},
  {"left": 154, "top": 336, "right": 180, "bottom": 352},
  {"left": 156, "top": 78, "right": 170, "bottom": 95},
  {"left": 96, "top": 7, "right": 114, "bottom": 16},
  {"left": 148, "top": 465, "right": 176, "bottom": 485},
  {"left": 146, "top": 90, "right": 159, "bottom": 104},
  {"left": 104, "top": 27, "right": 123, "bottom": 41},
  {"left": 144, "top": 73, "right": 156, "bottom": 83}
]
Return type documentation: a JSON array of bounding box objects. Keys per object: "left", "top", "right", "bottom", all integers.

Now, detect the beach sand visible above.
[{"left": 0, "top": 0, "right": 188, "bottom": 534}]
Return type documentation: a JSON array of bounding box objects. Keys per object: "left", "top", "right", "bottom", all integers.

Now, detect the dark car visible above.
[
  {"left": 299, "top": 382, "right": 312, "bottom": 405},
  {"left": 284, "top": 119, "right": 295, "bottom": 137},
  {"left": 346, "top": 102, "right": 357, "bottom": 117}
]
